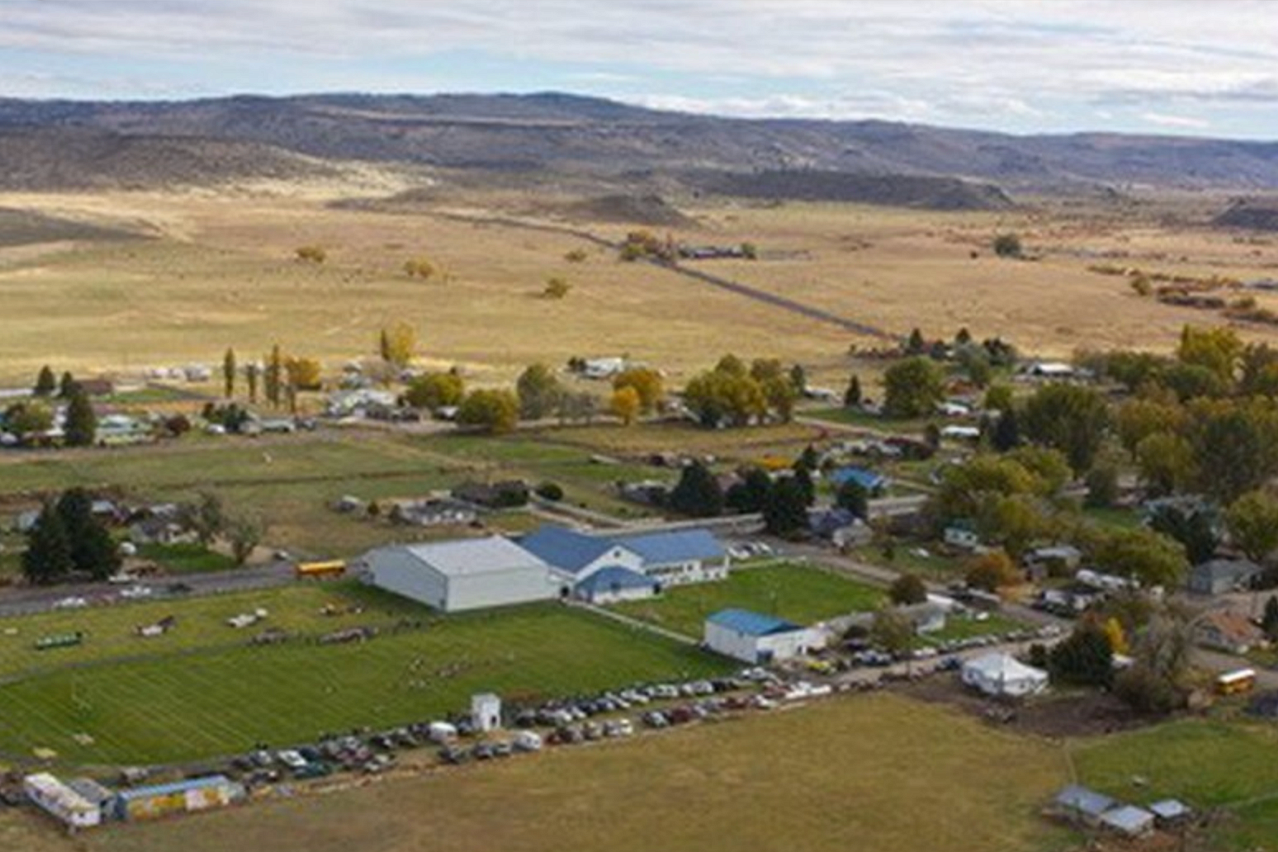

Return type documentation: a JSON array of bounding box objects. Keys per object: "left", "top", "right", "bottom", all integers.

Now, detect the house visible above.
[
  {"left": 97, "top": 414, "right": 152, "bottom": 447},
  {"left": 1149, "top": 799, "right": 1192, "bottom": 827},
  {"left": 76, "top": 378, "right": 115, "bottom": 397},
  {"left": 940, "top": 425, "right": 981, "bottom": 441},
  {"left": 1023, "top": 545, "right": 1083, "bottom": 582},
  {"left": 1101, "top": 805, "right": 1155, "bottom": 838},
  {"left": 581, "top": 357, "right": 626, "bottom": 380},
  {"left": 961, "top": 652, "right": 1048, "bottom": 698},
  {"left": 808, "top": 507, "right": 872, "bottom": 548},
  {"left": 518, "top": 525, "right": 729, "bottom": 597},
  {"left": 617, "top": 480, "right": 671, "bottom": 508},
  {"left": 1052, "top": 785, "right": 1115, "bottom": 827},
  {"left": 704, "top": 609, "right": 815, "bottom": 664},
  {"left": 388, "top": 499, "right": 478, "bottom": 527},
  {"left": 944, "top": 520, "right": 981, "bottom": 551},
  {"left": 128, "top": 517, "right": 197, "bottom": 547},
  {"left": 1075, "top": 569, "right": 1136, "bottom": 593},
  {"left": 1188, "top": 558, "right": 1263, "bottom": 596},
  {"left": 362, "top": 537, "right": 560, "bottom": 612},
  {"left": 898, "top": 602, "right": 947, "bottom": 635},
  {"left": 1194, "top": 609, "right": 1267, "bottom": 654},
  {"left": 827, "top": 466, "right": 888, "bottom": 495}
]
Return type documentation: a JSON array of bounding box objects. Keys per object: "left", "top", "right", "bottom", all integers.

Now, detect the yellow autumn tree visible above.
[{"left": 610, "top": 386, "right": 641, "bottom": 426}]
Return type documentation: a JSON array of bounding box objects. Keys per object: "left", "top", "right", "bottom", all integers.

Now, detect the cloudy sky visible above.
[{"left": 4, "top": 1, "right": 1278, "bottom": 138}]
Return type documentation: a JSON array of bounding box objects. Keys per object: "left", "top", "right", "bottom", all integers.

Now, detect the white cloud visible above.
[{"left": 1140, "top": 112, "right": 1211, "bottom": 130}]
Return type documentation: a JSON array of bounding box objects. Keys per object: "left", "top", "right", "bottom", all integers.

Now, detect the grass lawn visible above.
[
  {"left": 136, "top": 542, "right": 237, "bottom": 574},
  {"left": 850, "top": 543, "right": 967, "bottom": 582},
  {"left": 0, "top": 597, "right": 730, "bottom": 766},
  {"left": 1082, "top": 506, "right": 1144, "bottom": 531},
  {"left": 1072, "top": 716, "right": 1278, "bottom": 850},
  {"left": 613, "top": 562, "right": 885, "bottom": 638},
  {"left": 923, "top": 612, "right": 1028, "bottom": 644},
  {"left": 62, "top": 694, "right": 1071, "bottom": 852}
]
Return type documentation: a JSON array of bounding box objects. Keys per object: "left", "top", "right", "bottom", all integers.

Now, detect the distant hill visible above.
[
  {"left": 0, "top": 126, "right": 343, "bottom": 191},
  {"left": 3, "top": 92, "right": 1278, "bottom": 197},
  {"left": 561, "top": 194, "right": 696, "bottom": 226},
  {"left": 0, "top": 206, "right": 141, "bottom": 247},
  {"left": 687, "top": 170, "right": 1013, "bottom": 210}
]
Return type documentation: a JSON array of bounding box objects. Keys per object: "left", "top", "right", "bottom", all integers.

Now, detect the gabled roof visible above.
[
  {"left": 576, "top": 565, "right": 659, "bottom": 595},
  {"left": 1054, "top": 784, "right": 1115, "bottom": 817},
  {"left": 397, "top": 536, "right": 550, "bottom": 578},
  {"left": 706, "top": 608, "right": 802, "bottom": 637},
  {"left": 1100, "top": 805, "right": 1154, "bottom": 835},
  {"left": 828, "top": 466, "right": 886, "bottom": 490},
  {"left": 115, "top": 775, "right": 234, "bottom": 802},
  {"left": 519, "top": 526, "right": 625, "bottom": 575},
  {"left": 612, "top": 528, "right": 725, "bottom": 565}
]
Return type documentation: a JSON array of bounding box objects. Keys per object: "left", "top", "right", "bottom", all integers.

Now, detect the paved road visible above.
[{"left": 0, "top": 561, "right": 294, "bottom": 618}]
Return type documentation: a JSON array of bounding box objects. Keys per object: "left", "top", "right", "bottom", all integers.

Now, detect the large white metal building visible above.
[
  {"left": 362, "top": 537, "right": 560, "bottom": 612},
  {"left": 703, "top": 609, "right": 816, "bottom": 664}
]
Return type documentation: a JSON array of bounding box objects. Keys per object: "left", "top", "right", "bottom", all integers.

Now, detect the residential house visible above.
[
  {"left": 1194, "top": 609, "right": 1267, "bottom": 654},
  {"left": 573, "top": 566, "right": 660, "bottom": 605},
  {"left": 1023, "top": 545, "right": 1083, "bottom": 582},
  {"left": 944, "top": 520, "right": 981, "bottom": 551},
  {"left": 617, "top": 480, "right": 671, "bottom": 508},
  {"left": 827, "top": 466, "right": 888, "bottom": 495},
  {"left": 452, "top": 480, "right": 530, "bottom": 510},
  {"left": 1188, "top": 558, "right": 1263, "bottom": 596},
  {"left": 808, "top": 507, "right": 872, "bottom": 548},
  {"left": 898, "top": 602, "right": 947, "bottom": 635},
  {"left": 388, "top": 498, "right": 478, "bottom": 527}
]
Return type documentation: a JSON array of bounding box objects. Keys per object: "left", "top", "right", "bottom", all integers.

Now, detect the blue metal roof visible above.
[
  {"left": 519, "top": 526, "right": 623, "bottom": 575},
  {"left": 115, "top": 775, "right": 233, "bottom": 802},
  {"left": 576, "top": 565, "right": 658, "bottom": 595},
  {"left": 612, "top": 528, "right": 725, "bottom": 565},
  {"left": 706, "top": 608, "right": 802, "bottom": 637},
  {"left": 828, "top": 466, "right": 886, "bottom": 491}
]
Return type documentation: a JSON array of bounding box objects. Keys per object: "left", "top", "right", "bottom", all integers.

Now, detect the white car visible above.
[
  {"left": 52, "top": 596, "right": 88, "bottom": 610},
  {"left": 119, "top": 585, "right": 153, "bottom": 600}
]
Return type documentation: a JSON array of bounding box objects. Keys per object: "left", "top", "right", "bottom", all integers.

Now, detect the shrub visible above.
[
  {"left": 992, "top": 233, "right": 1022, "bottom": 258},
  {"left": 535, "top": 482, "right": 565, "bottom": 502},
  {"left": 889, "top": 573, "right": 928, "bottom": 606}
]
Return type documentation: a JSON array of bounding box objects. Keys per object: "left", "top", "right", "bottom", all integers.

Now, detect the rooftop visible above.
[
  {"left": 397, "top": 537, "right": 550, "bottom": 578},
  {"left": 1054, "top": 784, "right": 1115, "bottom": 817},
  {"left": 706, "top": 608, "right": 803, "bottom": 637}
]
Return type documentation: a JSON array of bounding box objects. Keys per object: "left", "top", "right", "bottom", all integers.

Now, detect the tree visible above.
[
  {"left": 1226, "top": 490, "right": 1278, "bottom": 562},
  {"left": 63, "top": 386, "right": 97, "bottom": 447},
  {"left": 613, "top": 368, "right": 664, "bottom": 414},
  {"left": 905, "top": 328, "right": 927, "bottom": 356},
  {"left": 284, "top": 356, "right": 322, "bottom": 391},
  {"left": 668, "top": 461, "right": 724, "bottom": 518},
  {"left": 557, "top": 391, "right": 597, "bottom": 424},
  {"left": 984, "top": 383, "right": 1014, "bottom": 413},
  {"left": 762, "top": 475, "right": 809, "bottom": 536},
  {"left": 228, "top": 515, "right": 264, "bottom": 566},
  {"left": 1084, "top": 465, "right": 1119, "bottom": 509},
  {"left": 1184, "top": 398, "right": 1278, "bottom": 502},
  {"left": 992, "top": 233, "right": 1022, "bottom": 258},
  {"left": 1263, "top": 596, "right": 1278, "bottom": 642},
  {"left": 1092, "top": 527, "right": 1188, "bottom": 588},
  {"left": 23, "top": 504, "right": 73, "bottom": 585},
  {"left": 244, "top": 362, "right": 260, "bottom": 404},
  {"left": 965, "top": 549, "right": 1020, "bottom": 592},
  {"left": 295, "top": 245, "right": 326, "bottom": 263},
  {"left": 869, "top": 606, "right": 915, "bottom": 658},
  {"left": 543, "top": 276, "right": 571, "bottom": 299},
  {"left": 404, "top": 371, "right": 465, "bottom": 411},
  {"left": 789, "top": 364, "right": 807, "bottom": 394},
  {"left": 1049, "top": 620, "right": 1114, "bottom": 686},
  {"left": 516, "top": 363, "right": 564, "bottom": 420},
  {"left": 882, "top": 357, "right": 944, "bottom": 419},
  {"left": 843, "top": 374, "right": 862, "bottom": 408},
  {"left": 264, "top": 344, "right": 283, "bottom": 408},
  {"left": 725, "top": 468, "right": 773, "bottom": 514},
  {"left": 4, "top": 402, "right": 53, "bottom": 442},
  {"left": 403, "top": 257, "right": 435, "bottom": 279},
  {"left": 222, "top": 348, "right": 237, "bottom": 398},
  {"left": 1177, "top": 324, "right": 1242, "bottom": 385},
  {"left": 762, "top": 376, "right": 797, "bottom": 422},
  {"left": 683, "top": 367, "right": 767, "bottom": 428},
  {"left": 791, "top": 465, "right": 816, "bottom": 509},
  {"left": 33, "top": 365, "right": 56, "bottom": 397},
  {"left": 836, "top": 479, "right": 869, "bottom": 518},
  {"left": 889, "top": 573, "right": 928, "bottom": 606},
  {"left": 1115, "top": 606, "right": 1193, "bottom": 714},
  {"left": 58, "top": 371, "right": 77, "bottom": 399},
  {"left": 457, "top": 389, "right": 520, "bottom": 434},
  {"left": 188, "top": 492, "right": 226, "bottom": 547},
  {"left": 1148, "top": 504, "right": 1220, "bottom": 565},
  {"left": 57, "top": 488, "right": 118, "bottom": 580},
  {"left": 380, "top": 322, "right": 417, "bottom": 369},
  {"left": 991, "top": 408, "right": 1020, "bottom": 452},
  {"left": 1135, "top": 432, "right": 1195, "bottom": 496},
  {"left": 1020, "top": 382, "right": 1109, "bottom": 473},
  {"left": 610, "top": 386, "right": 641, "bottom": 426}
]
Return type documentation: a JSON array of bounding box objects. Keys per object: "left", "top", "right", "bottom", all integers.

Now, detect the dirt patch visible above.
[
  {"left": 561, "top": 194, "right": 696, "bottom": 228},
  {"left": 895, "top": 676, "right": 1157, "bottom": 738}
]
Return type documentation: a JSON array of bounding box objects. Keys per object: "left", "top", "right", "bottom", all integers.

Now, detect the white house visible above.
[
  {"left": 362, "top": 537, "right": 559, "bottom": 612},
  {"left": 961, "top": 652, "right": 1048, "bottom": 698},
  {"left": 24, "top": 773, "right": 102, "bottom": 830},
  {"left": 704, "top": 608, "right": 815, "bottom": 664}
]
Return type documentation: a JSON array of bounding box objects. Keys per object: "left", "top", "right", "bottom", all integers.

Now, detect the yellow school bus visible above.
[
  {"left": 295, "top": 560, "right": 346, "bottom": 580},
  {"left": 1216, "top": 668, "right": 1257, "bottom": 696}
]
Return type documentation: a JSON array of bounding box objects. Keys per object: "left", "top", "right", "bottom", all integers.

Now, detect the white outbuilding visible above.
[
  {"left": 961, "top": 652, "right": 1049, "bottom": 698},
  {"left": 704, "top": 609, "right": 816, "bottom": 664},
  {"left": 362, "top": 537, "right": 559, "bottom": 612},
  {"left": 24, "top": 773, "right": 102, "bottom": 830},
  {"left": 471, "top": 692, "right": 502, "bottom": 732}
]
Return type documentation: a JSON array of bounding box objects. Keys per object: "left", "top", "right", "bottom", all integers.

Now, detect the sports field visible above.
[
  {"left": 44, "top": 693, "right": 1071, "bottom": 852},
  {"left": 612, "top": 562, "right": 885, "bottom": 638},
  {"left": 0, "top": 589, "right": 730, "bottom": 767}
]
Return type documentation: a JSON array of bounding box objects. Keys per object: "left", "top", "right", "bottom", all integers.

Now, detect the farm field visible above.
[
  {"left": 1072, "top": 715, "right": 1278, "bottom": 850},
  {"left": 11, "top": 693, "right": 1072, "bottom": 852},
  {"left": 0, "top": 595, "right": 730, "bottom": 767},
  {"left": 612, "top": 562, "right": 885, "bottom": 638}
]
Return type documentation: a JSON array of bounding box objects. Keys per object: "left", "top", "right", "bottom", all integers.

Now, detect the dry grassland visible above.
[{"left": 3, "top": 693, "right": 1071, "bottom": 852}]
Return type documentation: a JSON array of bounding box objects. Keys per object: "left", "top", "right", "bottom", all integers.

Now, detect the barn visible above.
[
  {"left": 363, "top": 537, "right": 559, "bottom": 612},
  {"left": 704, "top": 609, "right": 815, "bottom": 664}
]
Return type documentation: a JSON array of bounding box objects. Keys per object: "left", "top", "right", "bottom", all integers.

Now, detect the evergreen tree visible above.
[
  {"left": 991, "top": 408, "right": 1021, "bottom": 452},
  {"left": 844, "top": 374, "right": 862, "bottom": 408},
  {"left": 1264, "top": 596, "right": 1278, "bottom": 642},
  {"left": 58, "top": 489, "right": 118, "bottom": 580},
  {"left": 906, "top": 328, "right": 926, "bottom": 355},
  {"left": 265, "top": 345, "right": 283, "bottom": 408},
  {"left": 63, "top": 386, "right": 97, "bottom": 447},
  {"left": 789, "top": 364, "right": 807, "bottom": 393},
  {"left": 244, "top": 363, "right": 260, "bottom": 404},
  {"left": 1049, "top": 620, "right": 1115, "bottom": 687},
  {"left": 796, "top": 444, "right": 821, "bottom": 473},
  {"left": 725, "top": 468, "right": 773, "bottom": 514},
  {"left": 22, "top": 504, "right": 72, "bottom": 585},
  {"left": 955, "top": 327, "right": 973, "bottom": 346},
  {"left": 668, "top": 461, "right": 724, "bottom": 518},
  {"left": 223, "top": 348, "right": 237, "bottom": 398},
  {"left": 791, "top": 465, "right": 816, "bottom": 507},
  {"left": 836, "top": 479, "right": 869, "bottom": 518},
  {"left": 58, "top": 371, "right": 77, "bottom": 399},
  {"left": 33, "top": 365, "right": 56, "bottom": 397},
  {"left": 762, "top": 476, "right": 810, "bottom": 536}
]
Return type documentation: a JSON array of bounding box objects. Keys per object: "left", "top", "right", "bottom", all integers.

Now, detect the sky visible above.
[{"left": 3, "top": 1, "right": 1278, "bottom": 139}]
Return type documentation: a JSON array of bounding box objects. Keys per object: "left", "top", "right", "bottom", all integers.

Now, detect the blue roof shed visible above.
[
  {"left": 706, "top": 608, "right": 802, "bottom": 637},
  {"left": 828, "top": 466, "right": 887, "bottom": 492}
]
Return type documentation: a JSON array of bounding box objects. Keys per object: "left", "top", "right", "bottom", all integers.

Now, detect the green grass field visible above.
[
  {"left": 613, "top": 562, "right": 885, "bottom": 638},
  {"left": 1072, "top": 716, "right": 1278, "bottom": 850},
  {"left": 0, "top": 591, "right": 730, "bottom": 767},
  {"left": 136, "top": 543, "right": 237, "bottom": 574}
]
